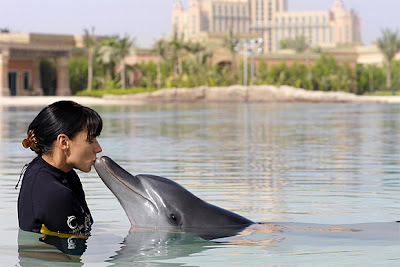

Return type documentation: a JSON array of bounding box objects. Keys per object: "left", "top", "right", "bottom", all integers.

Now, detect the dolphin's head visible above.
[
  {"left": 95, "top": 156, "right": 253, "bottom": 233},
  {"left": 95, "top": 156, "right": 183, "bottom": 228}
]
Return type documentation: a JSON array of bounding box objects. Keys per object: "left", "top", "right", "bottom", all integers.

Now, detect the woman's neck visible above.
[{"left": 41, "top": 153, "right": 72, "bottom": 173}]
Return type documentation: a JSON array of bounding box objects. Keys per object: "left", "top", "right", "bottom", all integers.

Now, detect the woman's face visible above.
[{"left": 67, "top": 129, "right": 102, "bottom": 172}]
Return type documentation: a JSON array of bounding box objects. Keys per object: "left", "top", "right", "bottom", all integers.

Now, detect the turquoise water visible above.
[{"left": 0, "top": 103, "right": 399, "bottom": 266}]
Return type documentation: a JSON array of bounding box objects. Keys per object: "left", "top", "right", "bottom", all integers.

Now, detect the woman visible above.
[{"left": 18, "top": 100, "right": 103, "bottom": 235}]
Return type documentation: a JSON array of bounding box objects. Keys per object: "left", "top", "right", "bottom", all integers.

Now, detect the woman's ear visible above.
[{"left": 57, "top": 134, "right": 70, "bottom": 150}]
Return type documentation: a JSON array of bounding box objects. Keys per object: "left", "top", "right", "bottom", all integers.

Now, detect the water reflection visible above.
[
  {"left": 16, "top": 221, "right": 399, "bottom": 266},
  {"left": 108, "top": 229, "right": 212, "bottom": 264},
  {"left": 17, "top": 230, "right": 86, "bottom": 265},
  {"left": 94, "top": 103, "right": 400, "bottom": 223},
  {"left": 1, "top": 103, "right": 399, "bottom": 266}
]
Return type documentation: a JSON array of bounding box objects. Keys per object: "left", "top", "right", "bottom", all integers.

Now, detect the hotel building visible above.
[{"left": 171, "top": 0, "right": 361, "bottom": 53}]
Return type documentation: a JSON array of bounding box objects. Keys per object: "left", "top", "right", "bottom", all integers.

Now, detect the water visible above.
[{"left": 0, "top": 103, "right": 399, "bottom": 266}]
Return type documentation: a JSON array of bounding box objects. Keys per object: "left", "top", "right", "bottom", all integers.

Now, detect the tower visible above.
[
  {"left": 172, "top": 1, "right": 184, "bottom": 35},
  {"left": 330, "top": 0, "right": 361, "bottom": 44}
]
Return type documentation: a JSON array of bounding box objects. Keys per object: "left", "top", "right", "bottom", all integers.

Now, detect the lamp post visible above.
[{"left": 233, "top": 38, "right": 263, "bottom": 86}]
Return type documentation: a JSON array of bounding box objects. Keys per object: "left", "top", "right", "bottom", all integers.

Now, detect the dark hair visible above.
[{"left": 25, "top": 101, "right": 103, "bottom": 155}]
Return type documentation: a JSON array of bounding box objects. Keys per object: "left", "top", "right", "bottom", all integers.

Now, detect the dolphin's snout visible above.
[
  {"left": 94, "top": 156, "right": 134, "bottom": 182},
  {"left": 95, "top": 156, "right": 112, "bottom": 168},
  {"left": 95, "top": 157, "right": 102, "bottom": 165}
]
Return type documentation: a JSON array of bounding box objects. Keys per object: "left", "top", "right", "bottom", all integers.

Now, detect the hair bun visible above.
[{"left": 22, "top": 130, "right": 41, "bottom": 153}]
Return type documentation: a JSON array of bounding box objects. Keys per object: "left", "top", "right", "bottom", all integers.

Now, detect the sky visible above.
[{"left": 1, "top": 0, "right": 399, "bottom": 48}]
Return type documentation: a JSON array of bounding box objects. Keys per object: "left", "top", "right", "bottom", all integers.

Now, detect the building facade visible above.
[
  {"left": 172, "top": 0, "right": 251, "bottom": 39},
  {"left": 0, "top": 33, "right": 81, "bottom": 97},
  {"left": 171, "top": 0, "right": 361, "bottom": 53}
]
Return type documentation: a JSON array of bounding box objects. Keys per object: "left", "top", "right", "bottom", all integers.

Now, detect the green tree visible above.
[
  {"left": 377, "top": 29, "right": 400, "bottom": 94},
  {"left": 279, "top": 39, "right": 290, "bottom": 49},
  {"left": 223, "top": 28, "right": 238, "bottom": 83},
  {"left": 279, "top": 36, "right": 309, "bottom": 53},
  {"left": 183, "top": 41, "right": 213, "bottom": 86},
  {"left": 84, "top": 27, "right": 97, "bottom": 92},
  {"left": 97, "top": 36, "right": 118, "bottom": 85},
  {"left": 138, "top": 61, "right": 157, "bottom": 88},
  {"left": 311, "top": 55, "right": 340, "bottom": 91},
  {"left": 256, "top": 61, "right": 268, "bottom": 84},
  {"left": 291, "top": 36, "right": 309, "bottom": 53},
  {"left": 115, "top": 35, "right": 135, "bottom": 89},
  {"left": 289, "top": 62, "right": 309, "bottom": 88},
  {"left": 268, "top": 63, "right": 290, "bottom": 86},
  {"left": 169, "top": 28, "right": 186, "bottom": 76},
  {"left": 69, "top": 57, "right": 88, "bottom": 94},
  {"left": 40, "top": 59, "right": 57, "bottom": 95},
  {"left": 391, "top": 60, "right": 400, "bottom": 91},
  {"left": 153, "top": 38, "right": 169, "bottom": 88}
]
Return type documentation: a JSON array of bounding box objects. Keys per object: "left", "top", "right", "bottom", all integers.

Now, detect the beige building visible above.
[
  {"left": 0, "top": 33, "right": 84, "bottom": 97},
  {"left": 171, "top": 0, "right": 361, "bottom": 53},
  {"left": 172, "top": 0, "right": 251, "bottom": 39}
]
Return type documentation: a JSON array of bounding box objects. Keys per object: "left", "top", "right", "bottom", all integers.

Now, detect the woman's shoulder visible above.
[
  {"left": 24, "top": 159, "right": 55, "bottom": 181},
  {"left": 23, "top": 158, "right": 69, "bottom": 192}
]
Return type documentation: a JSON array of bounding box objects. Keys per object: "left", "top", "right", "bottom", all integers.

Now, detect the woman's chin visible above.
[{"left": 78, "top": 166, "right": 92, "bottom": 173}]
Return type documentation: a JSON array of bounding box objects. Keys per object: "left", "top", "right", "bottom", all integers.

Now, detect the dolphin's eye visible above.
[
  {"left": 170, "top": 214, "right": 178, "bottom": 222},
  {"left": 169, "top": 213, "right": 181, "bottom": 226}
]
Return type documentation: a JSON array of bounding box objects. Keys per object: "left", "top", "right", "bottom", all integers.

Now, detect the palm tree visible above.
[
  {"left": 115, "top": 35, "right": 135, "bottom": 89},
  {"left": 97, "top": 36, "right": 118, "bottom": 85},
  {"left": 184, "top": 41, "right": 213, "bottom": 85},
  {"left": 84, "top": 27, "right": 97, "bottom": 91},
  {"left": 377, "top": 29, "right": 400, "bottom": 94},
  {"left": 223, "top": 28, "right": 238, "bottom": 83},
  {"left": 184, "top": 42, "right": 205, "bottom": 64},
  {"left": 153, "top": 38, "right": 168, "bottom": 88},
  {"left": 169, "top": 27, "right": 185, "bottom": 76}
]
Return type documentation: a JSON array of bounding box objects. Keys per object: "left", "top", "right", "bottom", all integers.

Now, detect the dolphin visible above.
[{"left": 94, "top": 156, "right": 254, "bottom": 239}]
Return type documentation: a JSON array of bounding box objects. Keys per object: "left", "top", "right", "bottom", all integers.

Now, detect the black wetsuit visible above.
[{"left": 18, "top": 156, "right": 93, "bottom": 235}]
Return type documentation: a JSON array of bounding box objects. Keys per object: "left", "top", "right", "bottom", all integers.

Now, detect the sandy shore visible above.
[
  {"left": 1, "top": 86, "right": 400, "bottom": 106},
  {"left": 0, "top": 96, "right": 143, "bottom": 106}
]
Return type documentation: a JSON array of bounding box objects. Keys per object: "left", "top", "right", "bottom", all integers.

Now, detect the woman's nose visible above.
[{"left": 94, "top": 139, "right": 102, "bottom": 153}]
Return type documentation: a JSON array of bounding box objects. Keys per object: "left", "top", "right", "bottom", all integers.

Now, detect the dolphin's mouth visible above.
[{"left": 96, "top": 157, "right": 158, "bottom": 212}]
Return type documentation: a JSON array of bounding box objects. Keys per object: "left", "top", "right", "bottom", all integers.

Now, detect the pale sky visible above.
[{"left": 1, "top": 0, "right": 398, "bottom": 48}]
